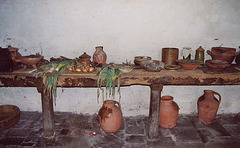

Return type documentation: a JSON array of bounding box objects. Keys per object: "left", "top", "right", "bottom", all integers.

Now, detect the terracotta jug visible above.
[
  {"left": 197, "top": 90, "right": 221, "bottom": 125},
  {"left": 159, "top": 96, "right": 179, "bottom": 128},
  {"left": 98, "top": 100, "right": 122, "bottom": 133},
  {"left": 93, "top": 46, "right": 107, "bottom": 65}
]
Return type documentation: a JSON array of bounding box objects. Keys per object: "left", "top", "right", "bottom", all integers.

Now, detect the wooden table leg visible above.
[
  {"left": 37, "top": 86, "right": 55, "bottom": 139},
  {"left": 148, "top": 83, "right": 163, "bottom": 140}
]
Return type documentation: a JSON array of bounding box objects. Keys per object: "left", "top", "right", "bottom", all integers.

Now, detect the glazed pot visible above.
[
  {"left": 207, "top": 47, "right": 240, "bottom": 64},
  {"left": 98, "top": 100, "right": 122, "bottom": 133},
  {"left": 93, "top": 46, "right": 107, "bottom": 65},
  {"left": 197, "top": 90, "right": 221, "bottom": 125},
  {"left": 159, "top": 96, "right": 179, "bottom": 128}
]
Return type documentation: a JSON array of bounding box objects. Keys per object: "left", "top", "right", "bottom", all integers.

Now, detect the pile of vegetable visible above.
[{"left": 35, "top": 60, "right": 73, "bottom": 105}]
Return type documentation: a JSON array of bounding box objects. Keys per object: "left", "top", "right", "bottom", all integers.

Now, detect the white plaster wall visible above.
[{"left": 0, "top": 0, "right": 240, "bottom": 116}]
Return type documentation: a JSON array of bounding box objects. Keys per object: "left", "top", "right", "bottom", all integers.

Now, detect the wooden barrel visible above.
[{"left": 162, "top": 48, "right": 179, "bottom": 65}]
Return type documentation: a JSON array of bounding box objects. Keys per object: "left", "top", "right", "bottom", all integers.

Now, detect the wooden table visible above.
[{"left": 0, "top": 67, "right": 240, "bottom": 140}]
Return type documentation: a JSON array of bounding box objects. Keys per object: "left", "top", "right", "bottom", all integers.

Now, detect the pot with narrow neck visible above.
[
  {"left": 159, "top": 96, "right": 179, "bottom": 128},
  {"left": 98, "top": 100, "right": 122, "bottom": 133},
  {"left": 197, "top": 90, "right": 221, "bottom": 125},
  {"left": 93, "top": 46, "right": 107, "bottom": 65}
]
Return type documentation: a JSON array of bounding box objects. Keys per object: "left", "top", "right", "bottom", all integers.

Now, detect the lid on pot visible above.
[{"left": 79, "top": 52, "right": 91, "bottom": 60}]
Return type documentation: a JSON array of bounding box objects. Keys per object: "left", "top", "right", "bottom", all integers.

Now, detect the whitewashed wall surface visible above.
[{"left": 0, "top": 0, "right": 240, "bottom": 116}]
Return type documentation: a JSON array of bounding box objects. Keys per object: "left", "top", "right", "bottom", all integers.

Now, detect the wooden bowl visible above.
[
  {"left": 140, "top": 60, "right": 164, "bottom": 72},
  {"left": 0, "top": 105, "right": 20, "bottom": 130},
  {"left": 134, "top": 56, "right": 152, "bottom": 66},
  {"left": 176, "top": 59, "right": 202, "bottom": 70},
  {"left": 205, "top": 60, "right": 231, "bottom": 71}
]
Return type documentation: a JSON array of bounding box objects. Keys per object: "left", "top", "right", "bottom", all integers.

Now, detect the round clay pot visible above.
[
  {"left": 197, "top": 90, "right": 221, "bottom": 125},
  {"left": 93, "top": 46, "right": 107, "bottom": 65},
  {"left": 134, "top": 56, "right": 152, "bottom": 66},
  {"left": 8, "top": 46, "right": 22, "bottom": 67},
  {"left": 235, "top": 54, "right": 240, "bottom": 66},
  {"left": 98, "top": 100, "right": 122, "bottom": 133},
  {"left": 207, "top": 47, "right": 240, "bottom": 64},
  {"left": 159, "top": 96, "right": 179, "bottom": 128}
]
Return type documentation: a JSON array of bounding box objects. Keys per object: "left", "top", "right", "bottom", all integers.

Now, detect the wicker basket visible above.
[{"left": 0, "top": 105, "right": 20, "bottom": 130}]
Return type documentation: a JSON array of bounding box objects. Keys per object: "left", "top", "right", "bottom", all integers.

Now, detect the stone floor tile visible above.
[
  {"left": 6, "top": 128, "right": 31, "bottom": 137},
  {"left": 224, "top": 125, "right": 240, "bottom": 137},
  {"left": 216, "top": 114, "right": 240, "bottom": 125},
  {"left": 170, "top": 126, "right": 202, "bottom": 143},
  {"left": 204, "top": 121, "right": 231, "bottom": 137},
  {"left": 176, "top": 114, "right": 195, "bottom": 127},
  {"left": 0, "top": 137, "right": 25, "bottom": 145},
  {"left": 125, "top": 135, "right": 145, "bottom": 143},
  {"left": 174, "top": 142, "right": 206, "bottom": 148}
]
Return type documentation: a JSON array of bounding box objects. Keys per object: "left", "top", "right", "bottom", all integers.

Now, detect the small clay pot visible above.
[
  {"left": 93, "top": 46, "right": 107, "bottom": 65},
  {"left": 159, "top": 96, "right": 179, "bottom": 128},
  {"left": 134, "top": 56, "right": 152, "bottom": 66},
  {"left": 205, "top": 60, "right": 231, "bottom": 71},
  {"left": 207, "top": 47, "right": 240, "bottom": 64}
]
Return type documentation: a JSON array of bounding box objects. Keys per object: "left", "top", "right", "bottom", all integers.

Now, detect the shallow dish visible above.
[
  {"left": 16, "top": 56, "right": 44, "bottom": 69},
  {"left": 140, "top": 60, "right": 164, "bottom": 72},
  {"left": 205, "top": 60, "right": 231, "bottom": 71},
  {"left": 0, "top": 105, "right": 20, "bottom": 130},
  {"left": 164, "top": 64, "right": 181, "bottom": 70},
  {"left": 176, "top": 59, "right": 202, "bottom": 70}
]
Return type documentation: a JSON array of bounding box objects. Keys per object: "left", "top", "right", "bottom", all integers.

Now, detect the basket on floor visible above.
[{"left": 0, "top": 105, "right": 20, "bottom": 130}]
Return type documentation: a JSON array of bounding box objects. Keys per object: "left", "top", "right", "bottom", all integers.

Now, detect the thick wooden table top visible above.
[{"left": 0, "top": 67, "right": 240, "bottom": 87}]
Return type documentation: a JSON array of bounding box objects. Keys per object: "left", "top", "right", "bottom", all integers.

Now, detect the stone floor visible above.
[{"left": 0, "top": 112, "right": 240, "bottom": 148}]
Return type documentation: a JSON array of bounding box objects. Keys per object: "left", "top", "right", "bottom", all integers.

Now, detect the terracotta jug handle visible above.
[
  {"left": 114, "top": 100, "right": 121, "bottom": 110},
  {"left": 206, "top": 50, "right": 212, "bottom": 56},
  {"left": 213, "top": 91, "right": 221, "bottom": 104}
]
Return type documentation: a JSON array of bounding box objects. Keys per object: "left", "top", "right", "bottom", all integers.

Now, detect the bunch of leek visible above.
[
  {"left": 97, "top": 64, "right": 122, "bottom": 103},
  {"left": 35, "top": 60, "right": 73, "bottom": 105}
]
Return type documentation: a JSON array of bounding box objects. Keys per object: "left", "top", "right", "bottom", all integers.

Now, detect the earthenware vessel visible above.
[
  {"left": 207, "top": 47, "right": 240, "bottom": 64},
  {"left": 98, "top": 100, "right": 122, "bottom": 133},
  {"left": 197, "top": 90, "right": 221, "bottom": 125},
  {"left": 176, "top": 59, "right": 202, "bottom": 70},
  {"left": 16, "top": 56, "right": 44, "bottom": 69},
  {"left": 205, "top": 60, "right": 231, "bottom": 71},
  {"left": 162, "top": 48, "right": 179, "bottom": 65},
  {"left": 93, "top": 46, "right": 107, "bottom": 65},
  {"left": 134, "top": 56, "right": 152, "bottom": 66},
  {"left": 159, "top": 96, "right": 179, "bottom": 128},
  {"left": 0, "top": 47, "right": 13, "bottom": 72},
  {"left": 8, "top": 46, "right": 22, "bottom": 67}
]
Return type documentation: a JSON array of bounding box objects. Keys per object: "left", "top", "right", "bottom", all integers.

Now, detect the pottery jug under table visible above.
[{"left": 197, "top": 90, "right": 221, "bottom": 125}]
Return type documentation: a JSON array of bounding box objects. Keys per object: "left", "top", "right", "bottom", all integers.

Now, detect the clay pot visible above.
[
  {"left": 98, "top": 100, "right": 122, "bottom": 133},
  {"left": 162, "top": 48, "right": 179, "bottom": 65},
  {"left": 207, "top": 47, "right": 240, "bottom": 64},
  {"left": 159, "top": 96, "right": 179, "bottom": 128},
  {"left": 205, "top": 60, "right": 231, "bottom": 71},
  {"left": 16, "top": 56, "right": 44, "bottom": 69},
  {"left": 134, "top": 56, "right": 152, "bottom": 66},
  {"left": 0, "top": 47, "right": 13, "bottom": 72},
  {"left": 93, "top": 46, "right": 107, "bottom": 65},
  {"left": 195, "top": 46, "right": 205, "bottom": 65},
  {"left": 197, "top": 90, "right": 221, "bottom": 125},
  {"left": 8, "top": 46, "right": 22, "bottom": 67},
  {"left": 176, "top": 59, "right": 202, "bottom": 70}
]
